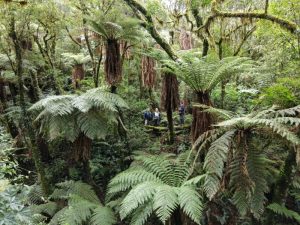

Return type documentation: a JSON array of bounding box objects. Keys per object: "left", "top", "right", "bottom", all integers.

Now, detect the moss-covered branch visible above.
[
  {"left": 145, "top": 124, "right": 190, "bottom": 131},
  {"left": 123, "top": 0, "right": 178, "bottom": 61},
  {"left": 201, "top": 0, "right": 298, "bottom": 34}
]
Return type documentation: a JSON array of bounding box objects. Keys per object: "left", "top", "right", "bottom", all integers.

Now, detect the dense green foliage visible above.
[{"left": 0, "top": 0, "right": 300, "bottom": 225}]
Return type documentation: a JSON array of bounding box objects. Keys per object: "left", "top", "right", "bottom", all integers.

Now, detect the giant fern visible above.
[
  {"left": 108, "top": 152, "right": 204, "bottom": 225},
  {"left": 192, "top": 105, "right": 300, "bottom": 219},
  {"left": 30, "top": 87, "right": 128, "bottom": 141},
  {"left": 30, "top": 181, "right": 116, "bottom": 225}
]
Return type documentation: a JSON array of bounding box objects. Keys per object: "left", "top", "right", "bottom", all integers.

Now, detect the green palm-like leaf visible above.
[
  {"left": 35, "top": 181, "right": 116, "bottom": 225},
  {"left": 162, "top": 52, "right": 254, "bottom": 93},
  {"left": 178, "top": 186, "right": 203, "bottom": 224},
  {"left": 30, "top": 88, "right": 127, "bottom": 142},
  {"left": 204, "top": 130, "right": 236, "bottom": 199},
  {"left": 120, "top": 181, "right": 159, "bottom": 219},
  {"left": 90, "top": 206, "right": 117, "bottom": 225},
  {"left": 62, "top": 53, "right": 91, "bottom": 66},
  {"left": 267, "top": 203, "right": 300, "bottom": 223},
  {"left": 153, "top": 185, "right": 178, "bottom": 223},
  {"left": 130, "top": 200, "right": 154, "bottom": 225},
  {"left": 107, "top": 167, "right": 162, "bottom": 198}
]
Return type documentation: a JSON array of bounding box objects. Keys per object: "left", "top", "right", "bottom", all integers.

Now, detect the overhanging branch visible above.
[
  {"left": 123, "top": 0, "right": 178, "bottom": 61},
  {"left": 200, "top": 0, "right": 298, "bottom": 35}
]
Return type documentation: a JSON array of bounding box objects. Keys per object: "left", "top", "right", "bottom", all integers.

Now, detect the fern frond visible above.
[
  {"left": 30, "top": 201, "right": 58, "bottom": 217},
  {"left": 48, "top": 207, "right": 68, "bottom": 225},
  {"left": 59, "top": 195, "right": 95, "bottom": 225},
  {"left": 26, "top": 185, "right": 44, "bottom": 204},
  {"left": 91, "top": 206, "right": 117, "bottom": 225},
  {"left": 274, "top": 105, "right": 300, "bottom": 117},
  {"left": 108, "top": 167, "right": 162, "bottom": 197},
  {"left": 183, "top": 175, "right": 206, "bottom": 186},
  {"left": 153, "top": 185, "right": 178, "bottom": 223},
  {"left": 130, "top": 200, "right": 154, "bottom": 225},
  {"left": 77, "top": 110, "right": 111, "bottom": 140},
  {"left": 120, "top": 181, "right": 159, "bottom": 219},
  {"left": 193, "top": 104, "right": 236, "bottom": 120},
  {"left": 253, "top": 119, "right": 300, "bottom": 144},
  {"left": 134, "top": 154, "right": 175, "bottom": 184},
  {"left": 51, "top": 181, "right": 100, "bottom": 204},
  {"left": 267, "top": 203, "right": 300, "bottom": 223},
  {"left": 73, "top": 88, "right": 128, "bottom": 113},
  {"left": 29, "top": 95, "right": 75, "bottom": 116},
  {"left": 207, "top": 57, "right": 253, "bottom": 91},
  {"left": 204, "top": 130, "right": 236, "bottom": 199},
  {"left": 247, "top": 144, "right": 269, "bottom": 219},
  {"left": 178, "top": 186, "right": 203, "bottom": 224}
]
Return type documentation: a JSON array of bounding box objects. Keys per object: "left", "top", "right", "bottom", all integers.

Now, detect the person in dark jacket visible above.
[{"left": 143, "top": 108, "right": 153, "bottom": 125}]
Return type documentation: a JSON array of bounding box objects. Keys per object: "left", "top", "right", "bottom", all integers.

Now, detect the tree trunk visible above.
[
  {"left": 160, "top": 73, "right": 179, "bottom": 144},
  {"left": 8, "top": 83, "right": 17, "bottom": 105},
  {"left": 0, "top": 80, "right": 19, "bottom": 138},
  {"left": 221, "top": 81, "right": 226, "bottom": 109},
  {"left": 73, "top": 133, "right": 105, "bottom": 201},
  {"left": 191, "top": 92, "right": 212, "bottom": 143},
  {"left": 167, "top": 105, "right": 175, "bottom": 144},
  {"left": 105, "top": 39, "right": 122, "bottom": 85},
  {"left": 9, "top": 15, "right": 50, "bottom": 196},
  {"left": 30, "top": 71, "right": 42, "bottom": 101}
]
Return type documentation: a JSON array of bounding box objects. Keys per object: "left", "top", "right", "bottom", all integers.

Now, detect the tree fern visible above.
[
  {"left": 61, "top": 53, "right": 91, "bottom": 66},
  {"left": 162, "top": 52, "right": 254, "bottom": 93},
  {"left": 31, "top": 181, "right": 116, "bottom": 225},
  {"left": 108, "top": 153, "right": 204, "bottom": 225},
  {"left": 30, "top": 88, "right": 127, "bottom": 142},
  {"left": 192, "top": 105, "right": 300, "bottom": 218}
]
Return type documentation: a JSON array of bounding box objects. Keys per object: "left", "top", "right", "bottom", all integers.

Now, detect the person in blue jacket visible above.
[{"left": 143, "top": 108, "right": 153, "bottom": 125}]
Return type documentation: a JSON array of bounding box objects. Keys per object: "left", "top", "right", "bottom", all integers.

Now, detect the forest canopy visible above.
[{"left": 0, "top": 0, "right": 300, "bottom": 225}]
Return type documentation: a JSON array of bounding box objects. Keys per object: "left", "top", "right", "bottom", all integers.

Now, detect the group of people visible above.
[
  {"left": 143, "top": 102, "right": 185, "bottom": 126},
  {"left": 143, "top": 108, "right": 162, "bottom": 126}
]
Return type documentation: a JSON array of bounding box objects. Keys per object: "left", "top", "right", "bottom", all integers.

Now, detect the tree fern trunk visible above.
[
  {"left": 74, "top": 133, "right": 105, "bottom": 201},
  {"left": 170, "top": 208, "right": 182, "bottom": 225},
  {"left": 105, "top": 39, "right": 122, "bottom": 86},
  {"left": 191, "top": 92, "right": 212, "bottom": 143},
  {"left": 161, "top": 72, "right": 179, "bottom": 144}
]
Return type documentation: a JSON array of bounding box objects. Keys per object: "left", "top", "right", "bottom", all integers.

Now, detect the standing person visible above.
[
  {"left": 179, "top": 102, "right": 185, "bottom": 125},
  {"left": 153, "top": 108, "right": 161, "bottom": 126},
  {"left": 143, "top": 108, "right": 153, "bottom": 125}
]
